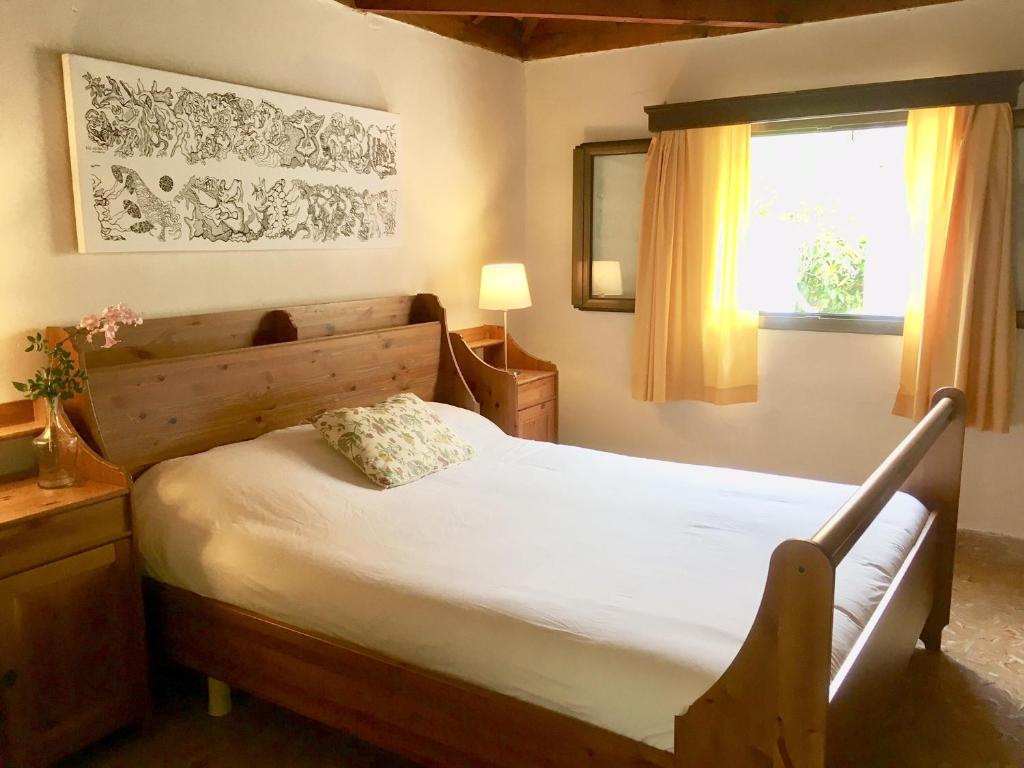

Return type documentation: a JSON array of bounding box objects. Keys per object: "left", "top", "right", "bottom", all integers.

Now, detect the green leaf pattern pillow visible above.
[{"left": 311, "top": 393, "right": 474, "bottom": 488}]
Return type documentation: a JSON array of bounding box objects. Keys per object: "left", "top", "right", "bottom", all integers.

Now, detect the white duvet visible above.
[{"left": 133, "top": 403, "right": 927, "bottom": 750}]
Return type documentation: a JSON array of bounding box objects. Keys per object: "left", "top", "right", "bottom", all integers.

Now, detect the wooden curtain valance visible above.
[{"left": 646, "top": 70, "right": 1024, "bottom": 132}]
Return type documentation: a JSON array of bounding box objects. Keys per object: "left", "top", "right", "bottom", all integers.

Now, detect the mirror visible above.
[{"left": 572, "top": 139, "right": 650, "bottom": 311}]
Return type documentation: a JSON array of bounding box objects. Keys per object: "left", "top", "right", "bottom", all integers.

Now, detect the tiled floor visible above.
[
  {"left": 871, "top": 531, "right": 1024, "bottom": 768},
  {"left": 61, "top": 530, "right": 1023, "bottom": 767}
]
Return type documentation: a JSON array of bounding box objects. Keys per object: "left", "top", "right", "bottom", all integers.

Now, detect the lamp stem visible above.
[{"left": 503, "top": 309, "right": 509, "bottom": 371}]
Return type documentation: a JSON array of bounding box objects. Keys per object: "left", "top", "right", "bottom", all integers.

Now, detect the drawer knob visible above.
[{"left": 1, "top": 669, "right": 16, "bottom": 689}]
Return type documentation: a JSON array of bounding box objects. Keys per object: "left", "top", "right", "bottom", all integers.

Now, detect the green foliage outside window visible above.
[{"left": 795, "top": 231, "right": 867, "bottom": 314}]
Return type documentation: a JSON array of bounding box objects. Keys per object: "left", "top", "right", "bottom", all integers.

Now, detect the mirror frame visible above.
[{"left": 571, "top": 138, "right": 650, "bottom": 312}]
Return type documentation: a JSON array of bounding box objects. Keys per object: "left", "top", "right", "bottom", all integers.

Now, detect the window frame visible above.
[
  {"left": 1015, "top": 108, "right": 1024, "bottom": 330},
  {"left": 571, "top": 138, "right": 650, "bottom": 313},
  {"left": 749, "top": 110, "right": 909, "bottom": 334}
]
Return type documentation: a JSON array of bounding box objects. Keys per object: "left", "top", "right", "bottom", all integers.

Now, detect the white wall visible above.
[
  {"left": 0, "top": 0, "right": 524, "bottom": 395},
  {"left": 520, "top": 0, "right": 1024, "bottom": 538}
]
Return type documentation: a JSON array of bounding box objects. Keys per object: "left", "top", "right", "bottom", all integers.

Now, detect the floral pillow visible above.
[{"left": 311, "top": 393, "right": 474, "bottom": 488}]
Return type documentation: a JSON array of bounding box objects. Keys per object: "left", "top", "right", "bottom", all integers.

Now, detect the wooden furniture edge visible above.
[
  {"left": 674, "top": 388, "right": 966, "bottom": 767},
  {"left": 0, "top": 481, "right": 128, "bottom": 536},
  {"left": 73, "top": 411, "right": 131, "bottom": 488},
  {"left": 505, "top": 333, "right": 559, "bottom": 443},
  {"left": 147, "top": 581, "right": 673, "bottom": 768},
  {"left": 0, "top": 399, "right": 46, "bottom": 443},
  {"left": 504, "top": 332, "right": 557, "bottom": 373},
  {"left": 449, "top": 331, "right": 518, "bottom": 434},
  {"left": 410, "top": 294, "right": 479, "bottom": 414},
  {"left": 825, "top": 512, "right": 939, "bottom": 766},
  {"left": 50, "top": 295, "right": 479, "bottom": 475}
]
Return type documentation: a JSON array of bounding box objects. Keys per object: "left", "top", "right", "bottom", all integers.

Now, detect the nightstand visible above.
[
  {"left": 0, "top": 403, "right": 148, "bottom": 768},
  {"left": 450, "top": 326, "right": 558, "bottom": 442}
]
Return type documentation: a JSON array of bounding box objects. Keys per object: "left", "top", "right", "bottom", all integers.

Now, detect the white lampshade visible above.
[
  {"left": 479, "top": 263, "right": 532, "bottom": 311},
  {"left": 592, "top": 260, "right": 623, "bottom": 297}
]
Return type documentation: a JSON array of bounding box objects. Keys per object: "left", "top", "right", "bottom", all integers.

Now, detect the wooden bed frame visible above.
[{"left": 53, "top": 294, "right": 967, "bottom": 768}]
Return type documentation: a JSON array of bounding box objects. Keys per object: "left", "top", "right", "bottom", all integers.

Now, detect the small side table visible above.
[
  {"left": 0, "top": 401, "right": 148, "bottom": 768},
  {"left": 450, "top": 326, "right": 558, "bottom": 443}
]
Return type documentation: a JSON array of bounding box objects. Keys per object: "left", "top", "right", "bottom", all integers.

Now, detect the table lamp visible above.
[{"left": 479, "top": 263, "right": 532, "bottom": 370}]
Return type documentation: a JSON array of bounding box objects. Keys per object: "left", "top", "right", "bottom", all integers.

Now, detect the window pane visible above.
[
  {"left": 592, "top": 153, "right": 644, "bottom": 299},
  {"left": 740, "top": 125, "right": 912, "bottom": 317}
]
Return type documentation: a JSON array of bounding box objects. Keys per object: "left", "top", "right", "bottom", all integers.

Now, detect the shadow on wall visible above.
[{"left": 35, "top": 47, "right": 79, "bottom": 254}]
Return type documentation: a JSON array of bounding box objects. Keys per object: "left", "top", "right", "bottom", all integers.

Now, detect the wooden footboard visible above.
[
  {"left": 146, "top": 582, "right": 675, "bottom": 768},
  {"left": 674, "top": 388, "right": 966, "bottom": 768}
]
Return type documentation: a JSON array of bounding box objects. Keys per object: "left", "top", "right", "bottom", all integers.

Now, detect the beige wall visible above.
[
  {"left": 519, "top": 0, "right": 1024, "bottom": 538},
  {"left": 0, "top": 0, "right": 523, "bottom": 396}
]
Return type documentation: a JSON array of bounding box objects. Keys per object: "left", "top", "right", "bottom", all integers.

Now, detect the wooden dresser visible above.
[
  {"left": 451, "top": 326, "right": 558, "bottom": 442},
  {"left": 0, "top": 402, "right": 148, "bottom": 768}
]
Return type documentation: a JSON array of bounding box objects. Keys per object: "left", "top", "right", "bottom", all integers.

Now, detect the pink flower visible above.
[
  {"left": 77, "top": 303, "right": 143, "bottom": 348},
  {"left": 79, "top": 313, "right": 101, "bottom": 332}
]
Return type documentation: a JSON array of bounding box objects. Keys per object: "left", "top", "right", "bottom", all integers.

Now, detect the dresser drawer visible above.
[
  {"left": 0, "top": 497, "right": 130, "bottom": 579},
  {"left": 517, "top": 374, "right": 556, "bottom": 410},
  {"left": 516, "top": 400, "right": 557, "bottom": 442}
]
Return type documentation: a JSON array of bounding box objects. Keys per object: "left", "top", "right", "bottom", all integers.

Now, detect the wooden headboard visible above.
[{"left": 49, "top": 294, "right": 477, "bottom": 475}]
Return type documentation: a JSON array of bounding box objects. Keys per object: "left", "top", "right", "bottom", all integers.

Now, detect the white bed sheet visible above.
[{"left": 133, "top": 403, "right": 928, "bottom": 750}]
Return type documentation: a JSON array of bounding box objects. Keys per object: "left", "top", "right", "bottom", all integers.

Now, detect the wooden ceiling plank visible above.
[
  {"left": 384, "top": 12, "right": 524, "bottom": 57},
  {"left": 353, "top": 0, "right": 958, "bottom": 27}
]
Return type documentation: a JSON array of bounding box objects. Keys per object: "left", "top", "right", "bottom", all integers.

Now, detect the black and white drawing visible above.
[{"left": 63, "top": 54, "right": 400, "bottom": 252}]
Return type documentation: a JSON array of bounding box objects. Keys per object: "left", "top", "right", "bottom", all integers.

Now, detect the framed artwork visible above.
[{"left": 61, "top": 54, "right": 400, "bottom": 253}]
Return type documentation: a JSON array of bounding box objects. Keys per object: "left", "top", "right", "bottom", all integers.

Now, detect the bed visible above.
[{"left": 52, "top": 294, "right": 966, "bottom": 768}]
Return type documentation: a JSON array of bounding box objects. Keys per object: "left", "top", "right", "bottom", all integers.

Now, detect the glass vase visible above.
[{"left": 32, "top": 397, "right": 79, "bottom": 489}]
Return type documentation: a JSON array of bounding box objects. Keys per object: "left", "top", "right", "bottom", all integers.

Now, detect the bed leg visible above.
[
  {"left": 207, "top": 677, "right": 232, "bottom": 717},
  {"left": 920, "top": 622, "right": 943, "bottom": 652},
  {"left": 904, "top": 388, "right": 966, "bottom": 658}
]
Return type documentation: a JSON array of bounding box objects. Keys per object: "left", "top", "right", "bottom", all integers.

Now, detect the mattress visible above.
[{"left": 132, "top": 402, "right": 928, "bottom": 750}]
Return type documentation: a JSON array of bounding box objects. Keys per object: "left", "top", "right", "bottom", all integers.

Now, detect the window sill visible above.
[{"left": 759, "top": 313, "right": 903, "bottom": 335}]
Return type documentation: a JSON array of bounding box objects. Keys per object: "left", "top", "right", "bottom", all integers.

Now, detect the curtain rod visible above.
[{"left": 645, "top": 71, "right": 1024, "bottom": 133}]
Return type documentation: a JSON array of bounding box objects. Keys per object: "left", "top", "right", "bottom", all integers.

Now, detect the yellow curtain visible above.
[
  {"left": 895, "top": 104, "right": 1015, "bottom": 432},
  {"left": 631, "top": 125, "right": 757, "bottom": 404}
]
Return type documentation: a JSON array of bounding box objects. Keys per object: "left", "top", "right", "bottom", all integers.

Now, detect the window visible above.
[{"left": 740, "top": 115, "right": 911, "bottom": 333}]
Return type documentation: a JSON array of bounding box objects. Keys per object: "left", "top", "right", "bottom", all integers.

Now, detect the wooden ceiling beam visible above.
[
  {"left": 520, "top": 18, "right": 540, "bottom": 44},
  {"left": 353, "top": 0, "right": 958, "bottom": 28}
]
